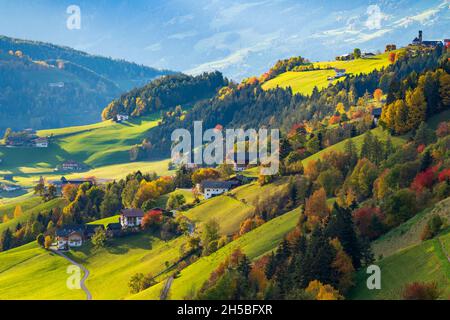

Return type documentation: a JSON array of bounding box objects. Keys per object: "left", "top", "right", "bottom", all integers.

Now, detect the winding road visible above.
[{"left": 51, "top": 249, "right": 92, "bottom": 300}]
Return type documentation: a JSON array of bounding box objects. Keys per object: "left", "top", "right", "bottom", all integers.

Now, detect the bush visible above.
[
  {"left": 36, "top": 233, "right": 45, "bottom": 247},
  {"left": 128, "top": 273, "right": 156, "bottom": 294},
  {"left": 402, "top": 282, "right": 441, "bottom": 300},
  {"left": 421, "top": 214, "right": 445, "bottom": 241}
]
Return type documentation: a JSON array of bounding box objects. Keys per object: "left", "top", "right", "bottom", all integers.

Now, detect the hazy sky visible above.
[{"left": 0, "top": 0, "right": 448, "bottom": 79}]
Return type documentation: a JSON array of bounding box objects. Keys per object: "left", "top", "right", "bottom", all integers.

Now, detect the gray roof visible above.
[
  {"left": 121, "top": 208, "right": 144, "bottom": 218},
  {"left": 202, "top": 180, "right": 235, "bottom": 189}
]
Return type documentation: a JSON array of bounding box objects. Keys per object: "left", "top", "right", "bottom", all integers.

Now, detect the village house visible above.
[
  {"left": 199, "top": 180, "right": 237, "bottom": 199},
  {"left": 55, "top": 226, "right": 84, "bottom": 250},
  {"left": 362, "top": 52, "right": 375, "bottom": 58},
  {"left": 60, "top": 160, "right": 84, "bottom": 171},
  {"left": 1, "top": 182, "right": 22, "bottom": 192},
  {"left": 120, "top": 208, "right": 145, "bottom": 228},
  {"left": 335, "top": 53, "right": 353, "bottom": 61},
  {"left": 34, "top": 137, "right": 48, "bottom": 148},
  {"left": 328, "top": 68, "right": 347, "bottom": 81},
  {"left": 115, "top": 114, "right": 129, "bottom": 122}
]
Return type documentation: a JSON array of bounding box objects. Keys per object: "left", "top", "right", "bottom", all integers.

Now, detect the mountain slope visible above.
[{"left": 0, "top": 35, "right": 172, "bottom": 132}]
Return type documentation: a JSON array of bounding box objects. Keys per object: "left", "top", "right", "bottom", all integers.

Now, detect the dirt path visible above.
[
  {"left": 160, "top": 276, "right": 174, "bottom": 300},
  {"left": 51, "top": 250, "right": 92, "bottom": 300}
]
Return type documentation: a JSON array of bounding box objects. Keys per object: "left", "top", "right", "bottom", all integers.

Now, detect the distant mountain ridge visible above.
[{"left": 0, "top": 35, "right": 173, "bottom": 132}]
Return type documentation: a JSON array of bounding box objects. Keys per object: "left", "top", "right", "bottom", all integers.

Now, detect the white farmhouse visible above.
[
  {"left": 200, "top": 180, "right": 236, "bottom": 200},
  {"left": 55, "top": 227, "right": 84, "bottom": 250},
  {"left": 120, "top": 208, "right": 145, "bottom": 228}
]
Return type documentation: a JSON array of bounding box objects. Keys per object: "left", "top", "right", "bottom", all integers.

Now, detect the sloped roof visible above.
[
  {"left": 202, "top": 180, "right": 235, "bottom": 189},
  {"left": 121, "top": 208, "right": 144, "bottom": 218}
]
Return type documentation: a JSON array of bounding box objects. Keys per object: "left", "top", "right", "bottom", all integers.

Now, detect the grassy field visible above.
[
  {"left": 0, "top": 197, "right": 67, "bottom": 234},
  {"left": 0, "top": 115, "right": 163, "bottom": 189},
  {"left": 67, "top": 233, "right": 188, "bottom": 300},
  {"left": 302, "top": 126, "right": 406, "bottom": 167},
  {"left": 0, "top": 242, "right": 85, "bottom": 300},
  {"left": 131, "top": 207, "right": 301, "bottom": 300},
  {"left": 262, "top": 52, "right": 398, "bottom": 96},
  {"left": 0, "top": 192, "right": 41, "bottom": 218},
  {"left": 349, "top": 231, "right": 450, "bottom": 300},
  {"left": 373, "top": 197, "right": 450, "bottom": 258}
]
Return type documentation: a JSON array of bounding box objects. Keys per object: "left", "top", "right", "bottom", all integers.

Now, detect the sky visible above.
[{"left": 0, "top": 0, "right": 449, "bottom": 80}]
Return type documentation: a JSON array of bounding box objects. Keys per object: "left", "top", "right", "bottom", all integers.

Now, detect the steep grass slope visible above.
[
  {"left": 373, "top": 197, "right": 450, "bottom": 258},
  {"left": 0, "top": 242, "right": 85, "bottom": 300},
  {"left": 350, "top": 231, "right": 450, "bottom": 300},
  {"left": 131, "top": 207, "right": 301, "bottom": 300}
]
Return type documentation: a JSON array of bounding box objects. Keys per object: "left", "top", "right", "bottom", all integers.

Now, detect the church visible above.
[{"left": 411, "top": 30, "right": 443, "bottom": 48}]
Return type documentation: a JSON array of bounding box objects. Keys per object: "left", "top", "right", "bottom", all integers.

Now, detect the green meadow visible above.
[
  {"left": 262, "top": 51, "right": 398, "bottom": 96},
  {"left": 0, "top": 114, "right": 164, "bottom": 190},
  {"left": 350, "top": 231, "right": 450, "bottom": 300},
  {"left": 0, "top": 242, "right": 85, "bottom": 300}
]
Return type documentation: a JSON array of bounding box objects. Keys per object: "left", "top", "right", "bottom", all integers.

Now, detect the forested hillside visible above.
[
  {"left": 101, "top": 71, "right": 228, "bottom": 120},
  {"left": 0, "top": 35, "right": 172, "bottom": 131},
  {"left": 142, "top": 46, "right": 447, "bottom": 158}
]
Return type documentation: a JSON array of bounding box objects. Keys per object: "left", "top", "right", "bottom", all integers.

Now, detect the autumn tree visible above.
[
  {"left": 330, "top": 238, "right": 355, "bottom": 293},
  {"left": 305, "top": 280, "right": 342, "bottom": 300},
  {"left": 44, "top": 235, "right": 53, "bottom": 249},
  {"left": 373, "top": 88, "right": 383, "bottom": 102},
  {"left": 142, "top": 210, "right": 163, "bottom": 230},
  {"left": 304, "top": 188, "right": 329, "bottom": 224},
  {"left": 405, "top": 87, "right": 427, "bottom": 130},
  {"left": 62, "top": 184, "right": 78, "bottom": 202},
  {"left": 191, "top": 168, "right": 221, "bottom": 185},
  {"left": 388, "top": 52, "right": 397, "bottom": 64},
  {"left": 13, "top": 205, "right": 22, "bottom": 219}
]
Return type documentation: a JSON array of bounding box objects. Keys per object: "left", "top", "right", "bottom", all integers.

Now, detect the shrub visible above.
[{"left": 402, "top": 282, "right": 441, "bottom": 300}]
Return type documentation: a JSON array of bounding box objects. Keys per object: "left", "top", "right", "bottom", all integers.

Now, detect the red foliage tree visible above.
[
  {"left": 417, "top": 144, "right": 425, "bottom": 154},
  {"left": 388, "top": 52, "right": 397, "bottom": 63},
  {"left": 436, "top": 122, "right": 449, "bottom": 137},
  {"left": 352, "top": 207, "right": 385, "bottom": 240},
  {"left": 142, "top": 210, "right": 163, "bottom": 229},
  {"left": 410, "top": 168, "right": 436, "bottom": 192},
  {"left": 329, "top": 115, "right": 341, "bottom": 125},
  {"left": 373, "top": 89, "right": 383, "bottom": 102},
  {"left": 438, "top": 168, "right": 450, "bottom": 182}
]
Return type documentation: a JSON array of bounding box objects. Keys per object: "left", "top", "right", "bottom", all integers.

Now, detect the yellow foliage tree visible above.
[
  {"left": 335, "top": 102, "right": 345, "bottom": 115},
  {"left": 405, "top": 88, "right": 426, "bottom": 130},
  {"left": 13, "top": 205, "right": 23, "bottom": 219},
  {"left": 306, "top": 280, "right": 343, "bottom": 300}
]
